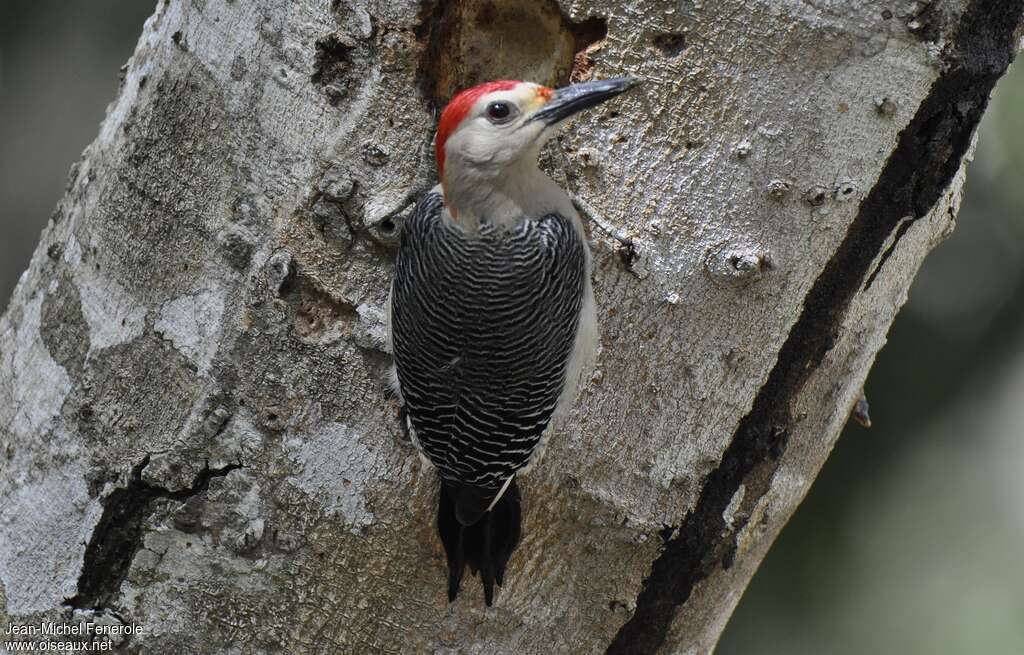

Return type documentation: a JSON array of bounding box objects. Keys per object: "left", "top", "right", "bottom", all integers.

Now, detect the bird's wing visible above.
[{"left": 390, "top": 192, "right": 586, "bottom": 488}]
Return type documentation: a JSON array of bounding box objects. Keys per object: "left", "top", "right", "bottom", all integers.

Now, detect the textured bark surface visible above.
[{"left": 1, "top": 0, "right": 1021, "bottom": 653}]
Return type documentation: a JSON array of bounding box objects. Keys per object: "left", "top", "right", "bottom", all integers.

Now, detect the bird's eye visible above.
[{"left": 485, "top": 101, "right": 517, "bottom": 124}]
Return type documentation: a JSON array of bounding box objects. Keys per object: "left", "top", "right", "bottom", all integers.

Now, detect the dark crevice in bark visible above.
[
  {"left": 652, "top": 32, "right": 687, "bottom": 58},
  {"left": 606, "top": 1, "right": 1022, "bottom": 653},
  {"left": 312, "top": 5, "right": 374, "bottom": 107},
  {"left": 864, "top": 218, "right": 915, "bottom": 291},
  {"left": 311, "top": 33, "right": 356, "bottom": 105},
  {"left": 66, "top": 456, "right": 243, "bottom": 611}
]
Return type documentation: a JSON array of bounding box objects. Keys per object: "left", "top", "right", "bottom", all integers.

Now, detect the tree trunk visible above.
[{"left": 1, "top": 0, "right": 1020, "bottom": 653}]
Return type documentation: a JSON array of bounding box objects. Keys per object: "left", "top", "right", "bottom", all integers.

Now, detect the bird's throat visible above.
[{"left": 442, "top": 161, "right": 569, "bottom": 231}]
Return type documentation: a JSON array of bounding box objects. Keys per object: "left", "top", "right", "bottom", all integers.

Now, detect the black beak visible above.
[{"left": 530, "top": 77, "right": 639, "bottom": 126}]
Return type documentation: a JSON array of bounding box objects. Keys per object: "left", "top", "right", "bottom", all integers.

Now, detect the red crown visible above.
[{"left": 435, "top": 80, "right": 521, "bottom": 178}]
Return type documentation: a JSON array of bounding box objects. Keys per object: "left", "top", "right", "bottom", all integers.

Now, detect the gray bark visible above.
[{"left": 1, "top": 0, "right": 1020, "bottom": 653}]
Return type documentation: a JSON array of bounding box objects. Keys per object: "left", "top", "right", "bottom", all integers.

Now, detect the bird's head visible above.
[{"left": 435, "top": 77, "right": 637, "bottom": 221}]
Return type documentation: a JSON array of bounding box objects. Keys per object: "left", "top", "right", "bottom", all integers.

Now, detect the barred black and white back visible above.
[
  {"left": 390, "top": 190, "right": 592, "bottom": 488},
  {"left": 386, "top": 189, "right": 596, "bottom": 604}
]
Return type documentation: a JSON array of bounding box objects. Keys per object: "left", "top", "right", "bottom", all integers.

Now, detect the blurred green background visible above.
[{"left": 1, "top": 3, "right": 1021, "bottom": 652}]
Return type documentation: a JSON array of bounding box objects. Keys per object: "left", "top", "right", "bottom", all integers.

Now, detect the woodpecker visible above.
[{"left": 387, "top": 77, "right": 636, "bottom": 605}]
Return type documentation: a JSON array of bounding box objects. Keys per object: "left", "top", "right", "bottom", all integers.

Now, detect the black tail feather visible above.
[
  {"left": 436, "top": 481, "right": 464, "bottom": 601},
  {"left": 438, "top": 478, "right": 522, "bottom": 606}
]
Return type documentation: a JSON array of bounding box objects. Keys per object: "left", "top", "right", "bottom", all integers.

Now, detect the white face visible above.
[{"left": 444, "top": 83, "right": 554, "bottom": 176}]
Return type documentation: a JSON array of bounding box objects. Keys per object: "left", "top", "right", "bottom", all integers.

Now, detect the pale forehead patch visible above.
[{"left": 473, "top": 82, "right": 553, "bottom": 114}]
